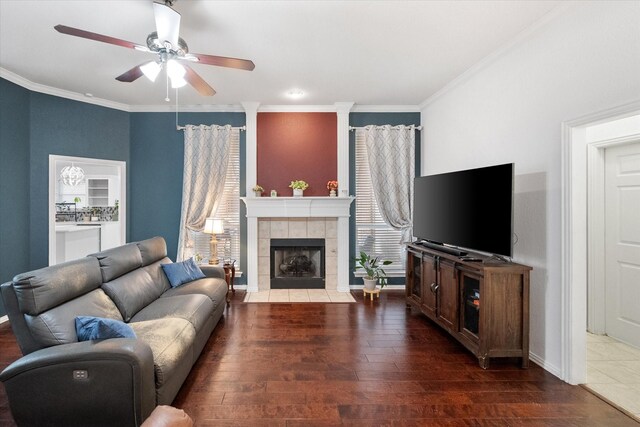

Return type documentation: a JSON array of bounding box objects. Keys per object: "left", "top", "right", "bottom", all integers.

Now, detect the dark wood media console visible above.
[{"left": 406, "top": 243, "right": 532, "bottom": 369}]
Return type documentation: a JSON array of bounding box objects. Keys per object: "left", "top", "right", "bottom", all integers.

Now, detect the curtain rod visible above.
[
  {"left": 176, "top": 125, "right": 247, "bottom": 131},
  {"left": 349, "top": 125, "right": 422, "bottom": 131}
]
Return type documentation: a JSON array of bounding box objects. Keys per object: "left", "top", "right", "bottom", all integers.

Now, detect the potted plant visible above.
[
  {"left": 252, "top": 185, "right": 264, "bottom": 197},
  {"left": 289, "top": 180, "right": 309, "bottom": 197},
  {"left": 354, "top": 251, "right": 392, "bottom": 290},
  {"left": 326, "top": 180, "right": 338, "bottom": 197}
]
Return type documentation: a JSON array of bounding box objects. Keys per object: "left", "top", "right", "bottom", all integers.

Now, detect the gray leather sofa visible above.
[{"left": 0, "top": 236, "right": 227, "bottom": 426}]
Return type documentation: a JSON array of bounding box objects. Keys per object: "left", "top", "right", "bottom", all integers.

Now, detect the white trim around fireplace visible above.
[{"left": 241, "top": 197, "right": 355, "bottom": 293}]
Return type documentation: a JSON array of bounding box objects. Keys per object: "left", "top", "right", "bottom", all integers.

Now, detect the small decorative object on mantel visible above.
[
  {"left": 327, "top": 180, "right": 338, "bottom": 197},
  {"left": 270, "top": 189, "right": 277, "bottom": 197},
  {"left": 289, "top": 180, "right": 309, "bottom": 197},
  {"left": 354, "top": 251, "right": 392, "bottom": 291},
  {"left": 252, "top": 185, "right": 264, "bottom": 197}
]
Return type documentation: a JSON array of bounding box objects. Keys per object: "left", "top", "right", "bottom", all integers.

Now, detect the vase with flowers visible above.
[
  {"left": 289, "top": 180, "right": 309, "bottom": 197},
  {"left": 327, "top": 180, "right": 338, "bottom": 197},
  {"left": 252, "top": 184, "right": 264, "bottom": 197}
]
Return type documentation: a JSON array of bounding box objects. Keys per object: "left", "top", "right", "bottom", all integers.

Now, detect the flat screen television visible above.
[{"left": 412, "top": 163, "right": 514, "bottom": 257}]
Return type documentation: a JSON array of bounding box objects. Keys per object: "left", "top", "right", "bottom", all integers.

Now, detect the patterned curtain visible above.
[
  {"left": 363, "top": 125, "right": 415, "bottom": 244},
  {"left": 176, "top": 124, "right": 232, "bottom": 261}
]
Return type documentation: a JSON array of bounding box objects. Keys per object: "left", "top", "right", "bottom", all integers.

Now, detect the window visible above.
[
  {"left": 355, "top": 129, "right": 405, "bottom": 276},
  {"left": 193, "top": 128, "right": 241, "bottom": 269}
]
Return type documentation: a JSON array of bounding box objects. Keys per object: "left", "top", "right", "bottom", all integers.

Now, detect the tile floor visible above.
[
  {"left": 585, "top": 332, "right": 640, "bottom": 420},
  {"left": 243, "top": 289, "right": 356, "bottom": 303}
]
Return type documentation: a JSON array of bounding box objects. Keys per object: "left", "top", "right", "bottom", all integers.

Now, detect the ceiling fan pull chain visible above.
[{"left": 165, "top": 70, "right": 170, "bottom": 102}]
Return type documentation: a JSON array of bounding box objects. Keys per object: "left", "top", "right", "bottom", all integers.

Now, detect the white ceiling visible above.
[{"left": 0, "top": 1, "right": 561, "bottom": 109}]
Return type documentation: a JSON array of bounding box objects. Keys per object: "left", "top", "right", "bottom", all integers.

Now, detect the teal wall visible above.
[
  {"left": 348, "top": 112, "right": 421, "bottom": 285},
  {"left": 0, "top": 79, "right": 31, "bottom": 316},
  {"left": 129, "top": 112, "right": 247, "bottom": 283},
  {"left": 29, "top": 93, "right": 130, "bottom": 269}
]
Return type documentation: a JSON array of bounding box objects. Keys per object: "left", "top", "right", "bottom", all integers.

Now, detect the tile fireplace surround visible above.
[{"left": 241, "top": 197, "right": 354, "bottom": 292}]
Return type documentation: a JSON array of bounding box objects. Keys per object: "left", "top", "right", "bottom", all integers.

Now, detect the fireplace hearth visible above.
[{"left": 271, "top": 238, "right": 325, "bottom": 289}]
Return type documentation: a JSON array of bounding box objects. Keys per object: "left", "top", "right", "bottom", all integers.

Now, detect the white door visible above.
[{"left": 605, "top": 141, "right": 640, "bottom": 348}]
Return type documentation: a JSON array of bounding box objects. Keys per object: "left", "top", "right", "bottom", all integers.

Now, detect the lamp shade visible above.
[{"left": 203, "top": 218, "right": 224, "bottom": 234}]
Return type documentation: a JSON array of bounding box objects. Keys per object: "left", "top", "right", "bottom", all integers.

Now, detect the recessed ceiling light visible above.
[
  {"left": 84, "top": 93, "right": 94, "bottom": 98},
  {"left": 286, "top": 89, "right": 304, "bottom": 99}
]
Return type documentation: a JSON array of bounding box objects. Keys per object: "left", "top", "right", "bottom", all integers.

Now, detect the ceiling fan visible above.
[{"left": 54, "top": 0, "right": 254, "bottom": 96}]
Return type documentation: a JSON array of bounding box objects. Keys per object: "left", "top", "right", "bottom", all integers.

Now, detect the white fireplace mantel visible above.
[
  {"left": 241, "top": 196, "right": 355, "bottom": 293},
  {"left": 241, "top": 196, "right": 354, "bottom": 218}
]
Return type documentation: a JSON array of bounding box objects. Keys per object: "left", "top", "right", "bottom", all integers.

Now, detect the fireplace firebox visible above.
[{"left": 270, "top": 238, "right": 325, "bottom": 289}]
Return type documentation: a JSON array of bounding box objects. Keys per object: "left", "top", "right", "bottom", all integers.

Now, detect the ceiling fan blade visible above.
[
  {"left": 188, "top": 53, "right": 255, "bottom": 71},
  {"left": 54, "top": 25, "right": 148, "bottom": 51},
  {"left": 183, "top": 65, "right": 216, "bottom": 96},
  {"left": 115, "top": 64, "right": 145, "bottom": 82},
  {"left": 153, "top": 2, "right": 181, "bottom": 48}
]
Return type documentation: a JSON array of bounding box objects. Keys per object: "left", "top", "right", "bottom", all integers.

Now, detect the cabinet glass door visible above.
[
  {"left": 407, "top": 250, "right": 422, "bottom": 303},
  {"left": 461, "top": 273, "right": 481, "bottom": 338}
]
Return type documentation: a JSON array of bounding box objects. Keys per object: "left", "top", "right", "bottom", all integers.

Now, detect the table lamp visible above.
[{"left": 203, "top": 218, "right": 224, "bottom": 265}]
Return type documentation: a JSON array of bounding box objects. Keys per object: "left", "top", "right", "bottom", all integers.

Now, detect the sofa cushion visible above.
[
  {"left": 160, "top": 277, "right": 227, "bottom": 309},
  {"left": 161, "top": 259, "right": 205, "bottom": 288},
  {"left": 142, "top": 258, "right": 173, "bottom": 295},
  {"left": 131, "top": 295, "right": 213, "bottom": 333},
  {"left": 12, "top": 257, "right": 103, "bottom": 316},
  {"left": 129, "top": 318, "right": 195, "bottom": 394},
  {"left": 24, "top": 289, "right": 123, "bottom": 347},
  {"left": 75, "top": 316, "right": 136, "bottom": 341},
  {"left": 91, "top": 243, "right": 143, "bottom": 283},
  {"left": 102, "top": 269, "right": 164, "bottom": 322},
  {"left": 137, "top": 237, "right": 168, "bottom": 267}
]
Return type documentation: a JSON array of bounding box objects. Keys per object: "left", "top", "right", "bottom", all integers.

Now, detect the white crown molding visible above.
[
  {"left": 0, "top": 67, "right": 131, "bottom": 112},
  {"left": 418, "top": 2, "right": 575, "bottom": 110},
  {"left": 1, "top": 67, "right": 420, "bottom": 114},
  {"left": 128, "top": 104, "right": 245, "bottom": 113}
]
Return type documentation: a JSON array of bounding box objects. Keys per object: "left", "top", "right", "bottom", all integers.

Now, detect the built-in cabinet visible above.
[
  {"left": 57, "top": 176, "right": 119, "bottom": 207},
  {"left": 406, "top": 243, "right": 532, "bottom": 369}
]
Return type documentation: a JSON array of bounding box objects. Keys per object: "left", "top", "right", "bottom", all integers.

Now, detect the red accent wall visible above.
[{"left": 257, "top": 113, "right": 337, "bottom": 197}]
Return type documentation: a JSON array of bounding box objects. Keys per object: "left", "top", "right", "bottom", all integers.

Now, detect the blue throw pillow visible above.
[
  {"left": 75, "top": 316, "right": 136, "bottom": 342},
  {"left": 161, "top": 258, "right": 205, "bottom": 288}
]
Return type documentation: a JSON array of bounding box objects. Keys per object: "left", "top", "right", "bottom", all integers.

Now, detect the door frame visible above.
[
  {"left": 48, "top": 155, "right": 127, "bottom": 265},
  {"left": 560, "top": 100, "right": 640, "bottom": 385}
]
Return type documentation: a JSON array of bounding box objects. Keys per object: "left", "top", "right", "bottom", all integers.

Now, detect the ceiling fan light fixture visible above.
[
  {"left": 141, "top": 61, "right": 162, "bottom": 82},
  {"left": 171, "top": 75, "right": 187, "bottom": 89},
  {"left": 167, "top": 59, "right": 186, "bottom": 80}
]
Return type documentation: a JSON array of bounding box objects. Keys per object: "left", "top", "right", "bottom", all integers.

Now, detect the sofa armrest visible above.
[
  {"left": 0, "top": 339, "right": 156, "bottom": 427},
  {"left": 199, "top": 264, "right": 226, "bottom": 280}
]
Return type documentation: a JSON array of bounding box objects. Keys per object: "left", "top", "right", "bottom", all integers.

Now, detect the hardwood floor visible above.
[{"left": 1, "top": 290, "right": 638, "bottom": 426}]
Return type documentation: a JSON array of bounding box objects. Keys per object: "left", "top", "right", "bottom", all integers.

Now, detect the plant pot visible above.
[
  {"left": 293, "top": 188, "right": 303, "bottom": 197},
  {"left": 254, "top": 191, "right": 262, "bottom": 197},
  {"left": 363, "top": 277, "right": 378, "bottom": 291},
  {"left": 329, "top": 189, "right": 337, "bottom": 197}
]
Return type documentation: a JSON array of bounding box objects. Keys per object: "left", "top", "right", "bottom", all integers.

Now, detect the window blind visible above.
[
  {"left": 355, "top": 129, "right": 405, "bottom": 276},
  {"left": 192, "top": 128, "right": 241, "bottom": 269}
]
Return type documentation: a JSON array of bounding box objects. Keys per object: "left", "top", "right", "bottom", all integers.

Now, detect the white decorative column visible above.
[
  {"left": 242, "top": 102, "right": 260, "bottom": 292},
  {"left": 334, "top": 102, "right": 354, "bottom": 291}
]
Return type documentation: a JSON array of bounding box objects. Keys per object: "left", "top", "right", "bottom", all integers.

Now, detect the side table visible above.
[{"left": 223, "top": 259, "right": 236, "bottom": 303}]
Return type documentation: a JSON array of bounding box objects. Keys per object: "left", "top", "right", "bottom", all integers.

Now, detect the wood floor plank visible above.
[{"left": 0, "top": 290, "right": 637, "bottom": 426}]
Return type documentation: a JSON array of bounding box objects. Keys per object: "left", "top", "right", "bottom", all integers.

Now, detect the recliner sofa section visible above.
[{"left": 0, "top": 236, "right": 227, "bottom": 427}]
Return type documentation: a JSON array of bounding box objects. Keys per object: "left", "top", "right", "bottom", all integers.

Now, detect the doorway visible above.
[
  {"left": 48, "top": 155, "right": 126, "bottom": 265},
  {"left": 562, "top": 107, "right": 640, "bottom": 419}
]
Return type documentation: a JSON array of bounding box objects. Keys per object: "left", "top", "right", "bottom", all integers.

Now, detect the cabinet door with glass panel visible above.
[{"left": 406, "top": 249, "right": 423, "bottom": 306}]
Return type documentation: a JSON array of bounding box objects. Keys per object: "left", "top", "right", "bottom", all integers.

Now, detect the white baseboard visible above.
[
  {"left": 529, "top": 351, "right": 562, "bottom": 380},
  {"left": 0, "top": 315, "right": 8, "bottom": 324}
]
